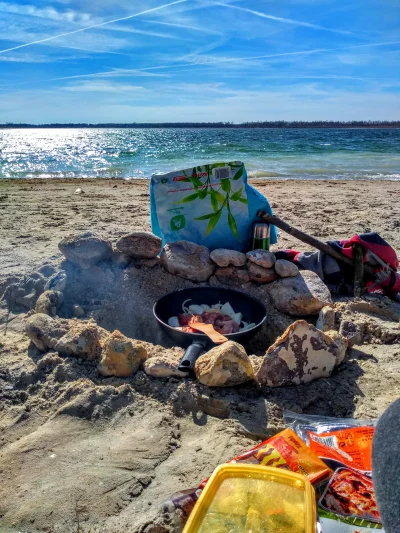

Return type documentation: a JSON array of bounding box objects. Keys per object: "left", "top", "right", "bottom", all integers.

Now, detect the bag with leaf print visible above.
[{"left": 150, "top": 161, "right": 277, "bottom": 252}]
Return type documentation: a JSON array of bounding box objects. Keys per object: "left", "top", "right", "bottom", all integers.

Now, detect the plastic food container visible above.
[{"left": 183, "top": 464, "right": 316, "bottom": 533}]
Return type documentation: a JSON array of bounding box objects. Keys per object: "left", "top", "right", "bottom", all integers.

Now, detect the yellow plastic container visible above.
[{"left": 183, "top": 464, "right": 316, "bottom": 533}]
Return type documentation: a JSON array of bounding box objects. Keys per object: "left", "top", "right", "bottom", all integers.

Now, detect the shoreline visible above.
[{"left": 1, "top": 177, "right": 399, "bottom": 279}]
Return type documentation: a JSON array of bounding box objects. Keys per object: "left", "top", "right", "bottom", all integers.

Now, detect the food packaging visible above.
[{"left": 183, "top": 464, "right": 316, "bottom": 533}]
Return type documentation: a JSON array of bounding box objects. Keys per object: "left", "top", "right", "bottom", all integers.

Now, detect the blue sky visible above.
[{"left": 0, "top": 0, "right": 399, "bottom": 123}]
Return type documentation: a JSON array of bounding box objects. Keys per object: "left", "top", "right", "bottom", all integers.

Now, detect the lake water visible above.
[{"left": 0, "top": 127, "right": 399, "bottom": 180}]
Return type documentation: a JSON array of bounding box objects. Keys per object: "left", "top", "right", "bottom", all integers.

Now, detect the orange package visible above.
[
  {"left": 228, "top": 428, "right": 332, "bottom": 485},
  {"left": 167, "top": 428, "right": 332, "bottom": 526},
  {"left": 306, "top": 425, "right": 374, "bottom": 472}
]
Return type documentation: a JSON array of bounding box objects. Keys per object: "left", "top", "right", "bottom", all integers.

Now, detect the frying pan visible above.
[{"left": 153, "top": 287, "right": 267, "bottom": 374}]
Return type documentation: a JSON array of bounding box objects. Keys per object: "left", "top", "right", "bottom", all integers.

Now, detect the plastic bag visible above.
[
  {"left": 165, "top": 428, "right": 331, "bottom": 528},
  {"left": 150, "top": 161, "right": 277, "bottom": 251},
  {"left": 285, "top": 411, "right": 384, "bottom": 532}
]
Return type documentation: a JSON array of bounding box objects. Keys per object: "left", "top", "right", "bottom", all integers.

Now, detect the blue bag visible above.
[{"left": 150, "top": 161, "right": 277, "bottom": 252}]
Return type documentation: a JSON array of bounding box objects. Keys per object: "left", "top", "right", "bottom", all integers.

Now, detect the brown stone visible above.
[
  {"left": 116, "top": 232, "right": 162, "bottom": 259},
  {"left": 194, "top": 341, "right": 254, "bottom": 387},
  {"left": 55, "top": 322, "right": 100, "bottom": 360},
  {"left": 248, "top": 263, "right": 278, "bottom": 284},
  {"left": 58, "top": 231, "right": 112, "bottom": 269},
  {"left": 215, "top": 266, "right": 250, "bottom": 286},
  {"left": 98, "top": 330, "right": 147, "bottom": 377},
  {"left": 210, "top": 249, "right": 247, "bottom": 267},
  {"left": 246, "top": 250, "right": 276, "bottom": 269}
]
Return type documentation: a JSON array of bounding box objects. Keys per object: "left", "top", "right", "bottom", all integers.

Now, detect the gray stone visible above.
[
  {"left": 215, "top": 266, "right": 250, "bottom": 286},
  {"left": 246, "top": 250, "right": 276, "bottom": 269},
  {"left": 55, "top": 321, "right": 100, "bottom": 360},
  {"left": 143, "top": 355, "right": 186, "bottom": 378},
  {"left": 44, "top": 270, "right": 67, "bottom": 292},
  {"left": 58, "top": 231, "right": 112, "bottom": 269},
  {"left": 248, "top": 263, "right": 278, "bottom": 284},
  {"left": 339, "top": 320, "right": 363, "bottom": 348},
  {"left": 194, "top": 341, "right": 254, "bottom": 387},
  {"left": 160, "top": 240, "right": 215, "bottom": 282},
  {"left": 274, "top": 259, "right": 299, "bottom": 278},
  {"left": 73, "top": 304, "right": 85, "bottom": 318},
  {"left": 25, "top": 314, "right": 68, "bottom": 352},
  {"left": 255, "top": 320, "right": 337, "bottom": 387},
  {"left": 210, "top": 249, "right": 246, "bottom": 268},
  {"left": 116, "top": 232, "right": 162, "bottom": 259},
  {"left": 316, "top": 306, "right": 336, "bottom": 332},
  {"left": 266, "top": 270, "right": 332, "bottom": 316},
  {"left": 35, "top": 290, "right": 63, "bottom": 317}
]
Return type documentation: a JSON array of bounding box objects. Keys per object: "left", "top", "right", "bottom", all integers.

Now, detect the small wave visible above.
[{"left": 247, "top": 170, "right": 287, "bottom": 178}]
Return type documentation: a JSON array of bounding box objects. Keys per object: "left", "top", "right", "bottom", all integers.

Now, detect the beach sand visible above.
[
  {"left": 0, "top": 178, "right": 399, "bottom": 533},
  {"left": 1, "top": 178, "right": 399, "bottom": 277}
]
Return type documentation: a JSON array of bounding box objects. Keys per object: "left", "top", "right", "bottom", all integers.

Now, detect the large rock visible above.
[
  {"left": 215, "top": 266, "right": 250, "bottom": 286},
  {"left": 160, "top": 241, "right": 215, "bottom": 282},
  {"left": 35, "top": 290, "right": 63, "bottom": 317},
  {"left": 25, "top": 314, "right": 68, "bottom": 352},
  {"left": 116, "top": 232, "right": 162, "bottom": 259},
  {"left": 55, "top": 321, "right": 100, "bottom": 360},
  {"left": 255, "top": 320, "right": 337, "bottom": 387},
  {"left": 248, "top": 263, "right": 278, "bottom": 284},
  {"left": 210, "top": 249, "right": 246, "bottom": 268},
  {"left": 58, "top": 231, "right": 112, "bottom": 269},
  {"left": 194, "top": 341, "right": 254, "bottom": 387},
  {"left": 266, "top": 270, "right": 332, "bottom": 316},
  {"left": 274, "top": 259, "right": 299, "bottom": 278},
  {"left": 98, "top": 330, "right": 147, "bottom": 377},
  {"left": 246, "top": 250, "right": 276, "bottom": 269},
  {"left": 143, "top": 355, "right": 186, "bottom": 378}
]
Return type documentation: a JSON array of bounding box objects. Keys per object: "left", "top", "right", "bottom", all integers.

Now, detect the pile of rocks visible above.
[
  {"left": 24, "top": 307, "right": 348, "bottom": 388},
  {"left": 14, "top": 227, "right": 393, "bottom": 389}
]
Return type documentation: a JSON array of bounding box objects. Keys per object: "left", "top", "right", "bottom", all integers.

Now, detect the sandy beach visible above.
[
  {"left": 0, "top": 178, "right": 399, "bottom": 533},
  {"left": 1, "top": 178, "right": 399, "bottom": 278}
]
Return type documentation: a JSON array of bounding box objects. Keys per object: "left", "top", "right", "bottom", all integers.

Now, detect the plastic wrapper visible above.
[
  {"left": 165, "top": 428, "right": 331, "bottom": 528},
  {"left": 150, "top": 161, "right": 277, "bottom": 251},
  {"left": 284, "top": 411, "right": 384, "bottom": 532}
]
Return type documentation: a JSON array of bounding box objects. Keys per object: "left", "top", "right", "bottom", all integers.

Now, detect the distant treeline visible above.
[{"left": 1, "top": 120, "right": 400, "bottom": 129}]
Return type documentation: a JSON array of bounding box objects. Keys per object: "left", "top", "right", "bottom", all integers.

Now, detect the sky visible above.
[{"left": 0, "top": 0, "right": 399, "bottom": 123}]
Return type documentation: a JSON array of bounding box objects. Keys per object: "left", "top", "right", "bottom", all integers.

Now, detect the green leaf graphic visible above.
[
  {"left": 232, "top": 165, "right": 244, "bottom": 180},
  {"left": 194, "top": 212, "right": 216, "bottom": 221},
  {"left": 214, "top": 190, "right": 226, "bottom": 204},
  {"left": 190, "top": 177, "right": 203, "bottom": 188},
  {"left": 238, "top": 197, "right": 248, "bottom": 204},
  {"left": 176, "top": 192, "right": 199, "bottom": 204},
  {"left": 210, "top": 189, "right": 219, "bottom": 211},
  {"left": 198, "top": 189, "right": 208, "bottom": 199},
  {"left": 228, "top": 212, "right": 239, "bottom": 239},
  {"left": 230, "top": 186, "right": 244, "bottom": 201},
  {"left": 205, "top": 210, "right": 222, "bottom": 236},
  {"left": 221, "top": 179, "right": 231, "bottom": 192}
]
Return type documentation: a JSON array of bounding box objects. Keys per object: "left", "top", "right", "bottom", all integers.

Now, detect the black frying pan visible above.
[{"left": 153, "top": 287, "right": 267, "bottom": 374}]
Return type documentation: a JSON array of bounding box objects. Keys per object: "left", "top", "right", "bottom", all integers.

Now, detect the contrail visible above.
[
  {"left": 1, "top": 40, "right": 399, "bottom": 89},
  {"left": 214, "top": 2, "right": 353, "bottom": 35},
  {"left": 0, "top": 0, "right": 187, "bottom": 55}
]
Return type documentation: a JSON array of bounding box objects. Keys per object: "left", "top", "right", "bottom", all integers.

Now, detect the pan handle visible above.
[{"left": 178, "top": 342, "right": 206, "bottom": 374}]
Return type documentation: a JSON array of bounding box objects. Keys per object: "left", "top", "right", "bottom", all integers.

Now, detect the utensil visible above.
[
  {"left": 188, "top": 316, "right": 228, "bottom": 344},
  {"left": 153, "top": 287, "right": 267, "bottom": 374}
]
